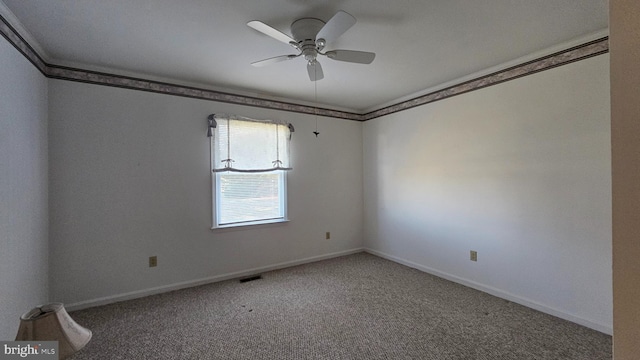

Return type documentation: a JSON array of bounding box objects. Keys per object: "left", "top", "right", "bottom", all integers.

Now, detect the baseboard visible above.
[
  {"left": 364, "top": 248, "right": 613, "bottom": 335},
  {"left": 65, "top": 248, "right": 364, "bottom": 312}
]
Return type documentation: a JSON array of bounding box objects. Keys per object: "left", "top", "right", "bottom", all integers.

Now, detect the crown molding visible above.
[
  {"left": 0, "top": 9, "right": 46, "bottom": 74},
  {"left": 363, "top": 29, "right": 609, "bottom": 114},
  {"left": 363, "top": 35, "right": 609, "bottom": 121},
  {"left": 0, "top": 0, "right": 49, "bottom": 61},
  {"left": 45, "top": 63, "right": 363, "bottom": 121},
  {"left": 0, "top": 10, "right": 608, "bottom": 122},
  {"left": 47, "top": 57, "right": 362, "bottom": 115}
]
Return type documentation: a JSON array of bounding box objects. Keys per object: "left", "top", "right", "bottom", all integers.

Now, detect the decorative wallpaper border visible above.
[
  {"left": 362, "top": 37, "right": 609, "bottom": 121},
  {"left": 46, "top": 64, "right": 362, "bottom": 121},
  {"left": 0, "top": 13, "right": 361, "bottom": 121},
  {"left": 1, "top": 13, "right": 608, "bottom": 122},
  {"left": 0, "top": 13, "right": 46, "bottom": 74}
]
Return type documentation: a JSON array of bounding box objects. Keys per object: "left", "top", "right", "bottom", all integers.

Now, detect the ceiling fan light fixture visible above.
[{"left": 302, "top": 47, "right": 317, "bottom": 62}]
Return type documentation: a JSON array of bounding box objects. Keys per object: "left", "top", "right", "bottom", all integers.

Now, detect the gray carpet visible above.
[{"left": 68, "top": 253, "right": 611, "bottom": 359}]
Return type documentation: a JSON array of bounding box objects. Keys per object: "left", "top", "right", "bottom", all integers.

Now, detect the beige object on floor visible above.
[{"left": 15, "top": 303, "right": 92, "bottom": 360}]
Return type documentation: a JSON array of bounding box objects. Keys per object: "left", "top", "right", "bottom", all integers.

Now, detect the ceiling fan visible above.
[{"left": 247, "top": 10, "right": 376, "bottom": 81}]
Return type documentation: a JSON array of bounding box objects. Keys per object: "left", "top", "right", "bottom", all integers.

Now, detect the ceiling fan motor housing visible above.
[
  {"left": 290, "top": 18, "right": 325, "bottom": 42},
  {"left": 291, "top": 17, "right": 326, "bottom": 62}
]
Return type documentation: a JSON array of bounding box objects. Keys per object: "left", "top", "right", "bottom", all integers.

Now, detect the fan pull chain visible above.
[{"left": 313, "top": 67, "right": 320, "bottom": 137}]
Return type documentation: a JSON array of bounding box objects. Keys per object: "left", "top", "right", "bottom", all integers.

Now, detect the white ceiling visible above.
[{"left": 1, "top": 0, "right": 608, "bottom": 113}]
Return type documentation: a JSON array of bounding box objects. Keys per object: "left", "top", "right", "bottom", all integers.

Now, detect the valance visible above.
[{"left": 208, "top": 114, "right": 293, "bottom": 173}]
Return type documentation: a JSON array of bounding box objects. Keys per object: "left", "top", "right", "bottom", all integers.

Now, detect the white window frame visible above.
[{"left": 210, "top": 138, "right": 289, "bottom": 229}]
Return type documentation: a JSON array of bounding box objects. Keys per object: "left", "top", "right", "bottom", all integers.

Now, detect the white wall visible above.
[
  {"left": 0, "top": 38, "right": 49, "bottom": 339},
  {"left": 48, "top": 79, "right": 363, "bottom": 306},
  {"left": 363, "top": 55, "right": 612, "bottom": 333}
]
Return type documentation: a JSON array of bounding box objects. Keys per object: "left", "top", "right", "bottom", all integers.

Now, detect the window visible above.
[
  {"left": 208, "top": 114, "right": 293, "bottom": 228},
  {"left": 216, "top": 172, "right": 286, "bottom": 226}
]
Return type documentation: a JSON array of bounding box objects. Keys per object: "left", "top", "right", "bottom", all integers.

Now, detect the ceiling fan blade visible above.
[
  {"left": 247, "top": 20, "right": 295, "bottom": 45},
  {"left": 316, "top": 10, "right": 356, "bottom": 44},
  {"left": 251, "top": 54, "right": 299, "bottom": 67},
  {"left": 324, "top": 50, "right": 376, "bottom": 64},
  {"left": 307, "top": 61, "right": 324, "bottom": 81}
]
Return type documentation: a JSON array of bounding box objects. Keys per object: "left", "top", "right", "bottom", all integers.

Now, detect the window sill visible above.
[{"left": 210, "top": 218, "right": 289, "bottom": 232}]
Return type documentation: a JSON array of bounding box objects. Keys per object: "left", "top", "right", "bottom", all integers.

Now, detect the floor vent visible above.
[{"left": 239, "top": 275, "right": 262, "bottom": 283}]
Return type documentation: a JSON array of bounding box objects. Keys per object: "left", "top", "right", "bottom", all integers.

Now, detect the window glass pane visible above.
[{"left": 217, "top": 172, "right": 283, "bottom": 225}]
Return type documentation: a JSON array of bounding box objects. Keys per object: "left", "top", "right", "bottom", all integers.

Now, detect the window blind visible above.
[
  {"left": 209, "top": 114, "right": 293, "bottom": 173},
  {"left": 216, "top": 172, "right": 284, "bottom": 225}
]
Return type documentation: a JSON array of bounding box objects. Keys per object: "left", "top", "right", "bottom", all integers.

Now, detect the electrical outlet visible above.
[
  {"left": 326, "top": 232, "right": 331, "bottom": 240},
  {"left": 470, "top": 251, "right": 477, "bottom": 262},
  {"left": 149, "top": 256, "right": 158, "bottom": 267}
]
